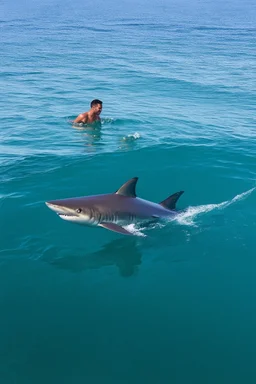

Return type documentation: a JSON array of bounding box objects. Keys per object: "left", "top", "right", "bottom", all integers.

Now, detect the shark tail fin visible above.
[{"left": 159, "top": 191, "right": 184, "bottom": 210}]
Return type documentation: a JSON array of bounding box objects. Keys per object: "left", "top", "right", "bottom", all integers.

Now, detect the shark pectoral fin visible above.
[{"left": 99, "top": 222, "right": 134, "bottom": 236}]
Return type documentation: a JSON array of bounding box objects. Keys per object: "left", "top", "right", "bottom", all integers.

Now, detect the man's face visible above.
[{"left": 93, "top": 103, "right": 102, "bottom": 115}]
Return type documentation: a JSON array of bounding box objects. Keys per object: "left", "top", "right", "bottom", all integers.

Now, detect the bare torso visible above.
[{"left": 73, "top": 103, "right": 102, "bottom": 124}]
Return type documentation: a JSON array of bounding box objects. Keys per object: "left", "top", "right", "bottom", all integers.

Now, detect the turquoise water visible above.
[{"left": 1, "top": 0, "right": 255, "bottom": 382}]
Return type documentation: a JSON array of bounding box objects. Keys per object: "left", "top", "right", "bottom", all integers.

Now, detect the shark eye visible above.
[{"left": 76, "top": 208, "right": 82, "bottom": 213}]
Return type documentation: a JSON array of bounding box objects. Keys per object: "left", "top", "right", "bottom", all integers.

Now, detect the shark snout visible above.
[
  {"left": 45, "top": 201, "right": 81, "bottom": 220},
  {"left": 45, "top": 201, "right": 58, "bottom": 211},
  {"left": 45, "top": 201, "right": 68, "bottom": 215}
]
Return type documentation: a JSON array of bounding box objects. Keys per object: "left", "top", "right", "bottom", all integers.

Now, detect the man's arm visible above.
[{"left": 73, "top": 113, "right": 88, "bottom": 124}]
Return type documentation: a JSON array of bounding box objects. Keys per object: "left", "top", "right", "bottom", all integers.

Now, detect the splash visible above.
[
  {"left": 175, "top": 187, "right": 255, "bottom": 226},
  {"left": 122, "top": 132, "right": 141, "bottom": 141},
  {"left": 123, "top": 224, "right": 147, "bottom": 237}
]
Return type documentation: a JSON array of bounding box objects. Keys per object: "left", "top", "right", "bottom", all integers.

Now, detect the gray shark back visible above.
[{"left": 84, "top": 193, "right": 175, "bottom": 219}]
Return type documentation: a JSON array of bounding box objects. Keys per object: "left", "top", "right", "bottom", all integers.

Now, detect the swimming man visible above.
[{"left": 73, "top": 99, "right": 103, "bottom": 124}]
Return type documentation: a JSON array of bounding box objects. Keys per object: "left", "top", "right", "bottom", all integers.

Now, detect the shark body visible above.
[{"left": 45, "top": 177, "right": 184, "bottom": 235}]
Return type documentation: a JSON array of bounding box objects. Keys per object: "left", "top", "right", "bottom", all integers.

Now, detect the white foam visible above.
[
  {"left": 174, "top": 187, "right": 255, "bottom": 226},
  {"left": 123, "top": 224, "right": 147, "bottom": 237},
  {"left": 122, "top": 132, "right": 141, "bottom": 141}
]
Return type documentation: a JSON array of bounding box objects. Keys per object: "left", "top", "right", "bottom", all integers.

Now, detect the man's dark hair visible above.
[{"left": 91, "top": 99, "right": 102, "bottom": 107}]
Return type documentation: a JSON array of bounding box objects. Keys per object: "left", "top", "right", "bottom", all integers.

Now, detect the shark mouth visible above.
[
  {"left": 46, "top": 202, "right": 78, "bottom": 218},
  {"left": 57, "top": 213, "right": 77, "bottom": 217}
]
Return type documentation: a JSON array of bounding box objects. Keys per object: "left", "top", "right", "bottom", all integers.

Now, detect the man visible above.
[{"left": 73, "top": 99, "right": 103, "bottom": 124}]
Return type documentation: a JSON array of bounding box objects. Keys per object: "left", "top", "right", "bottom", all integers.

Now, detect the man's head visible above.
[{"left": 90, "top": 99, "right": 103, "bottom": 115}]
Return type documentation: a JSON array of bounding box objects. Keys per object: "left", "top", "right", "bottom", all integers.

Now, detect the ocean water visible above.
[{"left": 1, "top": 0, "right": 256, "bottom": 382}]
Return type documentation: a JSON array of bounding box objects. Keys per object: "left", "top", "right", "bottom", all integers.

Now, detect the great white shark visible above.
[{"left": 45, "top": 177, "right": 184, "bottom": 235}]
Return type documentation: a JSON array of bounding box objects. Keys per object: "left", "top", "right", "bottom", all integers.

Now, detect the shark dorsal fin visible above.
[
  {"left": 160, "top": 191, "right": 184, "bottom": 210},
  {"left": 115, "top": 177, "right": 138, "bottom": 197}
]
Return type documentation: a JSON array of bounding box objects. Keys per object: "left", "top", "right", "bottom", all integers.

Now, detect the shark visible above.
[{"left": 45, "top": 177, "right": 184, "bottom": 236}]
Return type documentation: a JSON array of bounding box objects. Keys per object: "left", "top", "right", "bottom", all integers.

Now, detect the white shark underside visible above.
[{"left": 45, "top": 177, "right": 184, "bottom": 235}]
